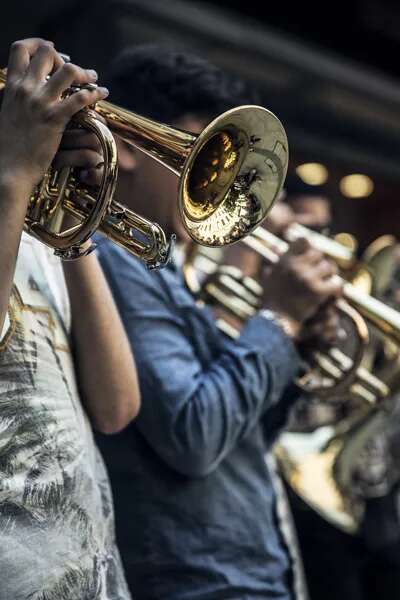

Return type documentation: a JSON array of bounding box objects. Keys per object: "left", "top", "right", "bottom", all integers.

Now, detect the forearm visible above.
[
  {"left": 97, "top": 244, "right": 301, "bottom": 473},
  {"left": 63, "top": 249, "right": 140, "bottom": 433},
  {"left": 135, "top": 315, "right": 301, "bottom": 477},
  {"left": 0, "top": 179, "right": 31, "bottom": 333}
]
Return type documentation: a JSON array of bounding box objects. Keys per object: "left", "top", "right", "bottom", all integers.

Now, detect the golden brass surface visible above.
[
  {"left": 0, "top": 68, "right": 288, "bottom": 265},
  {"left": 183, "top": 228, "right": 389, "bottom": 397},
  {"left": 276, "top": 234, "right": 400, "bottom": 534},
  {"left": 95, "top": 100, "right": 289, "bottom": 247},
  {"left": 183, "top": 228, "right": 400, "bottom": 533}
]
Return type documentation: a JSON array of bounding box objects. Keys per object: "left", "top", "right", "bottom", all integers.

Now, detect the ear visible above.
[{"left": 115, "top": 137, "right": 137, "bottom": 171}]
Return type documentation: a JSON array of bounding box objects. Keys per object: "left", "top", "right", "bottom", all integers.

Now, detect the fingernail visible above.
[
  {"left": 60, "top": 52, "right": 71, "bottom": 62},
  {"left": 98, "top": 86, "right": 109, "bottom": 97},
  {"left": 87, "top": 69, "right": 98, "bottom": 80}
]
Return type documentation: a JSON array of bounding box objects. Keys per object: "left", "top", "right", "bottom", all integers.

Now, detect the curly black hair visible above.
[{"left": 105, "top": 44, "right": 259, "bottom": 123}]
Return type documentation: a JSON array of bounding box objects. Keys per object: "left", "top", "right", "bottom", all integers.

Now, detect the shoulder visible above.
[
  {"left": 96, "top": 235, "right": 144, "bottom": 273},
  {"left": 96, "top": 236, "right": 154, "bottom": 288},
  {"left": 95, "top": 236, "right": 182, "bottom": 309}
]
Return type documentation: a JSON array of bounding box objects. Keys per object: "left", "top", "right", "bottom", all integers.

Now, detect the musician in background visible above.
[
  {"left": 0, "top": 38, "right": 140, "bottom": 599},
  {"left": 264, "top": 174, "right": 331, "bottom": 240},
  {"left": 275, "top": 177, "right": 400, "bottom": 600},
  {"left": 94, "top": 45, "right": 342, "bottom": 600}
]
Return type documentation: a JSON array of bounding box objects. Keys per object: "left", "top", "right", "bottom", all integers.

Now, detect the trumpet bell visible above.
[{"left": 179, "top": 105, "right": 288, "bottom": 246}]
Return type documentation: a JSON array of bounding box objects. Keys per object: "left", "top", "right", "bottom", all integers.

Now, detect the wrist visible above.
[
  {"left": 61, "top": 238, "right": 97, "bottom": 266},
  {"left": 0, "top": 171, "right": 35, "bottom": 204}
]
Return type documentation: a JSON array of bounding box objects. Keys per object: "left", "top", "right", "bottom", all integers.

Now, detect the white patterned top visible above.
[{"left": 0, "top": 234, "right": 130, "bottom": 600}]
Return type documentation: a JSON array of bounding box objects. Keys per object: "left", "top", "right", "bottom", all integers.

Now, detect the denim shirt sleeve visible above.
[{"left": 98, "top": 241, "right": 301, "bottom": 478}]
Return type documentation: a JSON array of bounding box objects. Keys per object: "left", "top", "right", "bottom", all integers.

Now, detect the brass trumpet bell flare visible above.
[{"left": 179, "top": 105, "right": 288, "bottom": 247}]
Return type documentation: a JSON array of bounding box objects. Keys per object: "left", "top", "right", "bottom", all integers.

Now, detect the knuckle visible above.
[
  {"left": 38, "top": 41, "right": 54, "bottom": 54},
  {"left": 323, "top": 256, "right": 334, "bottom": 268},
  {"left": 63, "top": 62, "right": 79, "bottom": 78},
  {"left": 15, "top": 82, "right": 33, "bottom": 99},
  {"left": 34, "top": 38, "right": 53, "bottom": 48},
  {"left": 10, "top": 40, "right": 24, "bottom": 52},
  {"left": 76, "top": 89, "right": 91, "bottom": 104},
  {"left": 91, "top": 89, "right": 105, "bottom": 103}
]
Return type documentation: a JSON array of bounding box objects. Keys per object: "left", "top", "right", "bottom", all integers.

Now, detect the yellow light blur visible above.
[
  {"left": 340, "top": 174, "right": 374, "bottom": 198},
  {"left": 334, "top": 232, "right": 358, "bottom": 253},
  {"left": 295, "top": 163, "right": 329, "bottom": 185}
]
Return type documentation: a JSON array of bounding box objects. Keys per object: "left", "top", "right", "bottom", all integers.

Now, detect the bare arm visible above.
[
  {"left": 63, "top": 249, "right": 140, "bottom": 433},
  {"left": 54, "top": 124, "right": 142, "bottom": 433},
  {"left": 0, "top": 181, "right": 31, "bottom": 334},
  {"left": 0, "top": 39, "right": 62, "bottom": 333},
  {"left": 0, "top": 37, "right": 106, "bottom": 331},
  {"left": 0, "top": 38, "right": 139, "bottom": 431}
]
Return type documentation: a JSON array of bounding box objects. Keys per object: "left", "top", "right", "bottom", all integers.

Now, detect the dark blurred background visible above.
[{"left": 2, "top": 0, "right": 400, "bottom": 249}]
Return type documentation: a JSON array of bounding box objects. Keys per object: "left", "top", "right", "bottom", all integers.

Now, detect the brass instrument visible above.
[
  {"left": 183, "top": 227, "right": 400, "bottom": 532},
  {"left": 0, "top": 68, "right": 288, "bottom": 268},
  {"left": 184, "top": 224, "right": 400, "bottom": 398},
  {"left": 245, "top": 228, "right": 400, "bottom": 532},
  {"left": 245, "top": 226, "right": 400, "bottom": 343},
  {"left": 277, "top": 235, "right": 400, "bottom": 534}
]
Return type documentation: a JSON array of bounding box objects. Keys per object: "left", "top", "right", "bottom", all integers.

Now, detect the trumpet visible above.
[
  {"left": 244, "top": 225, "right": 400, "bottom": 347},
  {"left": 184, "top": 225, "right": 400, "bottom": 533},
  {"left": 272, "top": 230, "right": 400, "bottom": 534},
  {"left": 0, "top": 69, "right": 288, "bottom": 268},
  {"left": 184, "top": 224, "right": 400, "bottom": 400}
]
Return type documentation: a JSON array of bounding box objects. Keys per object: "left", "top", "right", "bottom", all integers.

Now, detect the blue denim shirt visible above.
[{"left": 96, "top": 238, "right": 302, "bottom": 600}]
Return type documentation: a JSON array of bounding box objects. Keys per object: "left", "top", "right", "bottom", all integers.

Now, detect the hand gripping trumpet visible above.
[
  {"left": 0, "top": 68, "right": 288, "bottom": 268},
  {"left": 271, "top": 231, "right": 400, "bottom": 534},
  {"left": 184, "top": 224, "right": 400, "bottom": 401}
]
